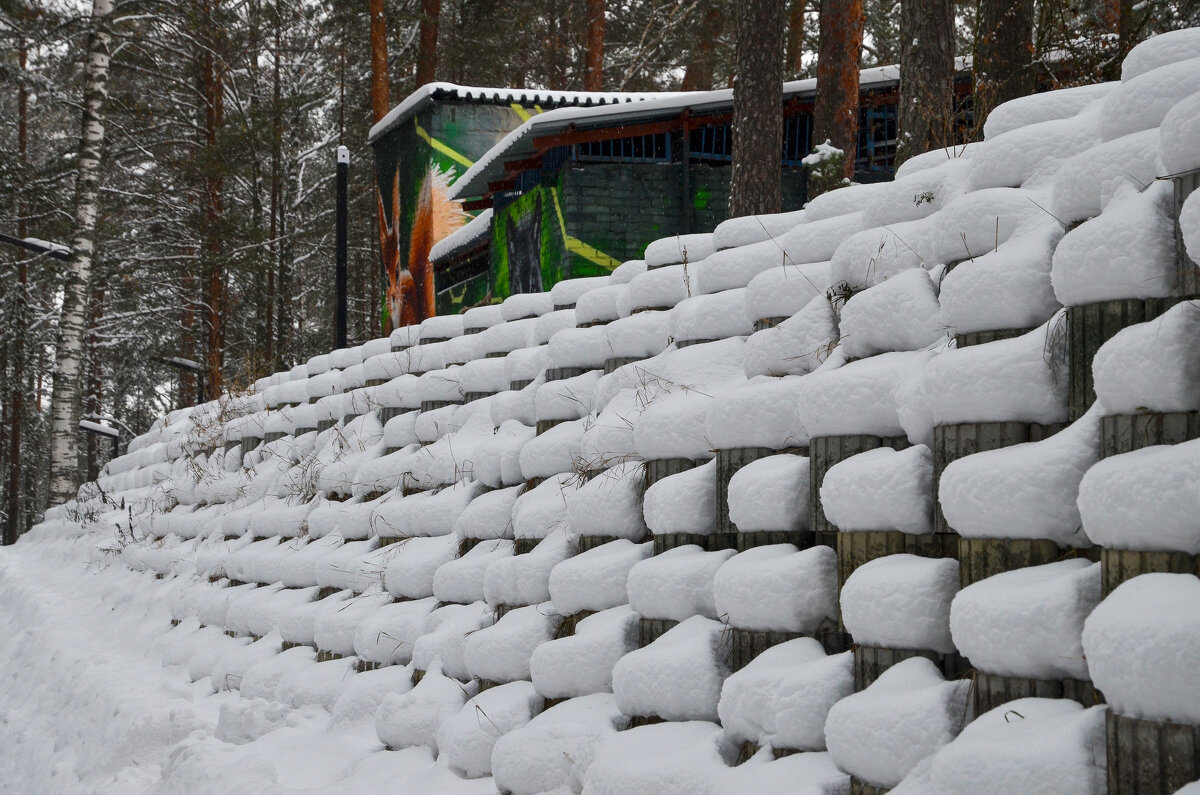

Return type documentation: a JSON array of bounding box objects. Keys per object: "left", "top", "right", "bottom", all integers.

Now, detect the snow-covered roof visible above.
[
  {"left": 429, "top": 208, "right": 493, "bottom": 264},
  {"left": 448, "top": 60, "right": 970, "bottom": 200},
  {"left": 367, "top": 82, "right": 672, "bottom": 144}
]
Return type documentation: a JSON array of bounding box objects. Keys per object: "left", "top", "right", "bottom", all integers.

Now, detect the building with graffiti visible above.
[
  {"left": 366, "top": 84, "right": 660, "bottom": 328},
  {"left": 373, "top": 64, "right": 973, "bottom": 322}
]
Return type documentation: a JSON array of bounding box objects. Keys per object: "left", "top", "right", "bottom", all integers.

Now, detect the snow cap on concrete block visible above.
[
  {"left": 841, "top": 554, "right": 959, "bottom": 653},
  {"left": 436, "top": 680, "right": 542, "bottom": 778},
  {"left": 713, "top": 544, "right": 838, "bottom": 633},
  {"left": 795, "top": 349, "right": 936, "bottom": 438},
  {"left": 1052, "top": 181, "right": 1178, "bottom": 304},
  {"left": 411, "top": 601, "right": 493, "bottom": 681},
  {"left": 549, "top": 538, "right": 652, "bottom": 615},
  {"left": 1079, "top": 437, "right": 1200, "bottom": 555},
  {"left": 951, "top": 559, "right": 1100, "bottom": 680},
  {"left": 821, "top": 445, "right": 934, "bottom": 534},
  {"left": 1102, "top": 57, "right": 1200, "bottom": 141},
  {"left": 627, "top": 544, "right": 735, "bottom": 621},
  {"left": 714, "top": 209, "right": 807, "bottom": 249},
  {"left": 705, "top": 376, "right": 810, "bottom": 450},
  {"left": 840, "top": 268, "right": 944, "bottom": 359},
  {"left": 643, "top": 460, "right": 718, "bottom": 535},
  {"left": 611, "top": 615, "right": 730, "bottom": 722},
  {"left": 644, "top": 233, "right": 714, "bottom": 268},
  {"left": 743, "top": 260, "right": 832, "bottom": 325},
  {"left": 375, "top": 663, "right": 477, "bottom": 752},
  {"left": 564, "top": 461, "right": 648, "bottom": 542},
  {"left": 464, "top": 602, "right": 562, "bottom": 683},
  {"left": 717, "top": 638, "right": 848, "bottom": 751},
  {"left": 433, "top": 539, "right": 514, "bottom": 605},
  {"left": 727, "top": 453, "right": 810, "bottom": 532},
  {"left": 582, "top": 720, "right": 733, "bottom": 795},
  {"left": 924, "top": 317, "right": 1067, "bottom": 425},
  {"left": 824, "top": 656, "right": 971, "bottom": 788},
  {"left": 1092, "top": 301, "right": 1200, "bottom": 415},
  {"left": 927, "top": 698, "right": 1107, "bottom": 795},
  {"left": 939, "top": 407, "right": 1099, "bottom": 546},
  {"left": 491, "top": 692, "right": 626, "bottom": 794},
  {"left": 530, "top": 605, "right": 639, "bottom": 699},
  {"left": 1082, "top": 573, "right": 1200, "bottom": 723},
  {"left": 742, "top": 296, "right": 838, "bottom": 379}
]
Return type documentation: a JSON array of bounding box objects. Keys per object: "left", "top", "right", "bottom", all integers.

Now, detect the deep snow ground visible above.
[{"left": 0, "top": 537, "right": 489, "bottom": 794}]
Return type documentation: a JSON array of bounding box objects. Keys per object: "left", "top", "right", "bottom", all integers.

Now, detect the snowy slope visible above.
[{"left": 5, "top": 30, "right": 1200, "bottom": 795}]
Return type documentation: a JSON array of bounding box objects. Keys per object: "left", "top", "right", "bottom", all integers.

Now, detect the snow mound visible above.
[
  {"left": 491, "top": 693, "right": 625, "bottom": 795},
  {"left": 1082, "top": 573, "right": 1200, "bottom": 723},
  {"left": 839, "top": 268, "right": 944, "bottom": 358},
  {"left": 548, "top": 538, "right": 652, "bottom": 615},
  {"left": 717, "top": 638, "right": 851, "bottom": 751},
  {"left": 627, "top": 544, "right": 734, "bottom": 621},
  {"left": 951, "top": 559, "right": 1100, "bottom": 680},
  {"left": 530, "top": 605, "right": 639, "bottom": 699},
  {"left": 1079, "top": 438, "right": 1200, "bottom": 555},
  {"left": 928, "top": 698, "right": 1106, "bottom": 795},
  {"left": 939, "top": 407, "right": 1098, "bottom": 546},
  {"left": 841, "top": 554, "right": 959, "bottom": 653},
  {"left": 713, "top": 544, "right": 838, "bottom": 633},
  {"left": 611, "top": 616, "right": 730, "bottom": 721},
  {"left": 1092, "top": 301, "right": 1200, "bottom": 414},
  {"left": 643, "top": 461, "right": 717, "bottom": 535},
  {"left": 924, "top": 318, "right": 1066, "bottom": 425},
  {"left": 741, "top": 296, "right": 838, "bottom": 378},
  {"left": 1052, "top": 181, "right": 1179, "bottom": 304},
  {"left": 824, "top": 657, "right": 970, "bottom": 788},
  {"left": 821, "top": 445, "right": 934, "bottom": 534},
  {"left": 437, "top": 680, "right": 542, "bottom": 778},
  {"left": 727, "top": 453, "right": 810, "bottom": 532}
]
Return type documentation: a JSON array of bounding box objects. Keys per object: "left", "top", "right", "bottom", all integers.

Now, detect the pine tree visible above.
[{"left": 729, "top": 0, "right": 785, "bottom": 217}]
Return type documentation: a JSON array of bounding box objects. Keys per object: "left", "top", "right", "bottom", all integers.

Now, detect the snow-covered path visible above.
[{"left": 0, "top": 537, "right": 491, "bottom": 794}]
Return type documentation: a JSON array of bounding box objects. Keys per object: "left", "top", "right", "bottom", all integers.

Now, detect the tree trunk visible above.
[
  {"left": 270, "top": 4, "right": 283, "bottom": 369},
  {"left": 729, "top": 0, "right": 785, "bottom": 218},
  {"left": 974, "top": 0, "right": 1035, "bottom": 124},
  {"left": 585, "top": 0, "right": 605, "bottom": 90},
  {"left": 785, "top": 0, "right": 806, "bottom": 77},
  {"left": 369, "top": 0, "right": 392, "bottom": 121},
  {"left": 897, "top": 0, "right": 955, "bottom": 164},
  {"left": 6, "top": 38, "right": 29, "bottom": 543},
  {"left": 85, "top": 289, "right": 104, "bottom": 483},
  {"left": 202, "top": 0, "right": 225, "bottom": 400},
  {"left": 682, "top": 6, "right": 722, "bottom": 91},
  {"left": 49, "top": 0, "right": 113, "bottom": 505},
  {"left": 417, "top": 0, "right": 441, "bottom": 87},
  {"left": 813, "top": 0, "right": 865, "bottom": 181}
]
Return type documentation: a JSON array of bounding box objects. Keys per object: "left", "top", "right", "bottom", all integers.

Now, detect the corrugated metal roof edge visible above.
[
  {"left": 367, "top": 82, "right": 669, "bottom": 144},
  {"left": 447, "top": 58, "right": 973, "bottom": 201}
]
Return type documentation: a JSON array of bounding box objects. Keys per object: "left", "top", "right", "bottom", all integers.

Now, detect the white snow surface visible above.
[
  {"left": 926, "top": 698, "right": 1107, "bottom": 795},
  {"left": 821, "top": 445, "right": 934, "bottom": 534},
  {"left": 726, "top": 453, "right": 810, "bottom": 532},
  {"left": 939, "top": 407, "right": 1099, "bottom": 546},
  {"left": 1078, "top": 438, "right": 1200, "bottom": 554},
  {"left": 713, "top": 544, "right": 838, "bottom": 633},
  {"left": 841, "top": 554, "right": 959, "bottom": 653},
  {"left": 951, "top": 559, "right": 1100, "bottom": 680},
  {"left": 1092, "top": 301, "right": 1200, "bottom": 414},
  {"left": 1082, "top": 573, "right": 1200, "bottom": 723},
  {"left": 824, "top": 657, "right": 971, "bottom": 789}
]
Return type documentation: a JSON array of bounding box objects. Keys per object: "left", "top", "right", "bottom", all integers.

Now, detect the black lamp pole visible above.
[{"left": 335, "top": 145, "right": 349, "bottom": 350}]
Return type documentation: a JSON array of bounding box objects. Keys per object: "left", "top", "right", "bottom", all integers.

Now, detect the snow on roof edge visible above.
[
  {"left": 367, "top": 82, "right": 670, "bottom": 144},
  {"left": 447, "top": 58, "right": 972, "bottom": 201},
  {"left": 429, "top": 208, "right": 493, "bottom": 264}
]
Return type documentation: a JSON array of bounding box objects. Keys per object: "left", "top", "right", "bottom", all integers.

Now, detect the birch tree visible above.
[{"left": 48, "top": 0, "right": 113, "bottom": 504}]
